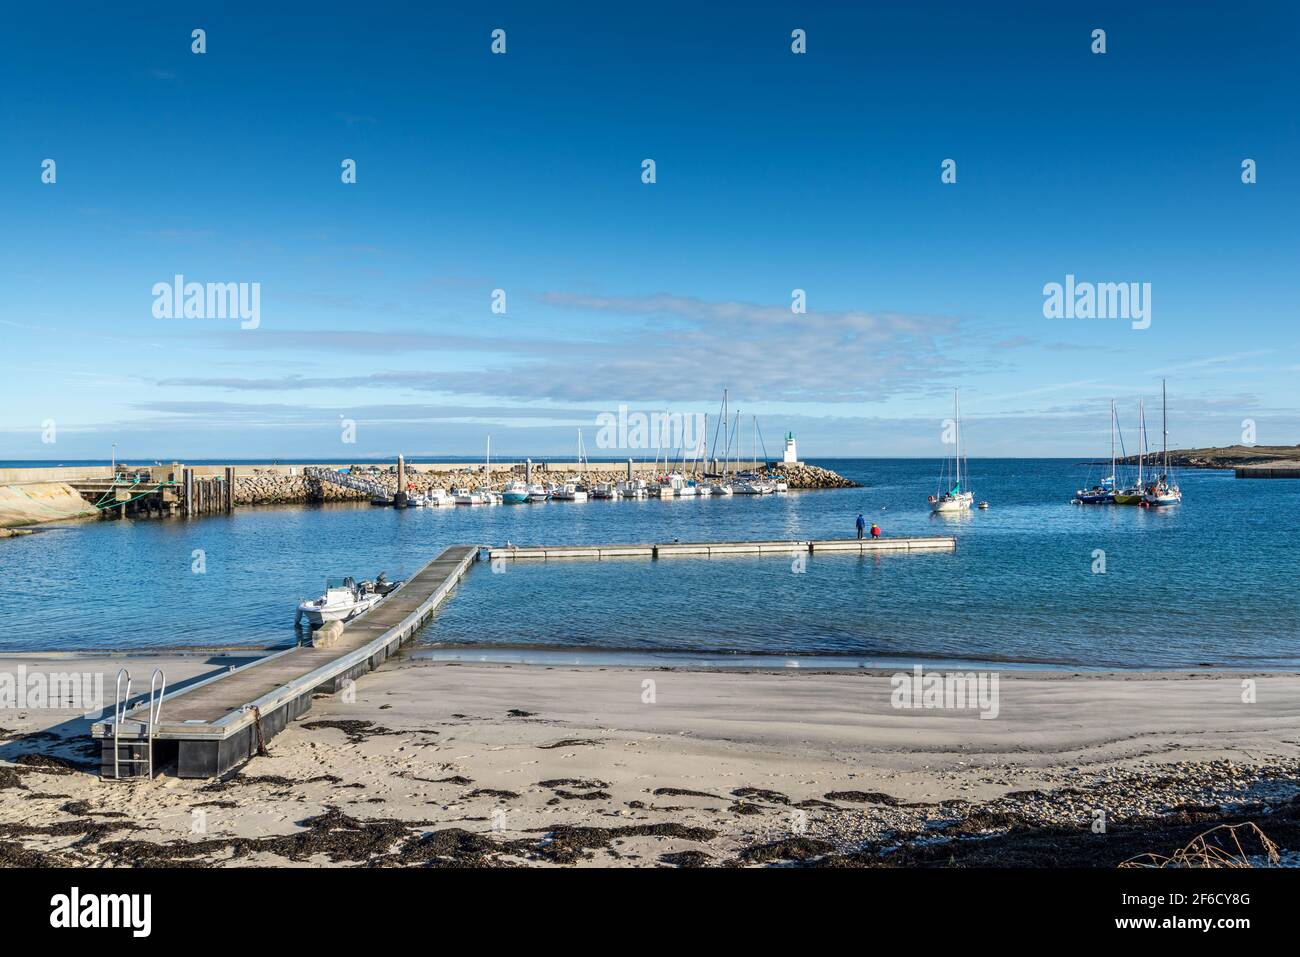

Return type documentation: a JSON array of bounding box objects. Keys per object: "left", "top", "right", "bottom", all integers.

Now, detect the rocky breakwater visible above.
[
  {"left": 233, "top": 461, "right": 859, "bottom": 506},
  {"left": 759, "top": 463, "right": 859, "bottom": 489},
  {"left": 234, "top": 470, "right": 369, "bottom": 506}
]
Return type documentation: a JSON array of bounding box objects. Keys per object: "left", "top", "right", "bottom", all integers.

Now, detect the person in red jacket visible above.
[{"left": 870, "top": 523, "right": 881, "bottom": 539}]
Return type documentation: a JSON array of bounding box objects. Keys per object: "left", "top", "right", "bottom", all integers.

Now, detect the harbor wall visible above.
[
  {"left": 0, "top": 462, "right": 859, "bottom": 515},
  {"left": 236, "top": 461, "right": 856, "bottom": 505},
  {"left": 0, "top": 466, "right": 114, "bottom": 485}
]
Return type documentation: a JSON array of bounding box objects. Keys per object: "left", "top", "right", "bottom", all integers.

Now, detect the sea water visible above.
[{"left": 1, "top": 459, "right": 1296, "bottom": 669}]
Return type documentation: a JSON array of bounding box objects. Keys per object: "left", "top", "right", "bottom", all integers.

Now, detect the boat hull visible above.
[
  {"left": 931, "top": 492, "right": 974, "bottom": 514},
  {"left": 1075, "top": 492, "right": 1115, "bottom": 504},
  {"left": 296, "top": 596, "right": 378, "bottom": 627}
]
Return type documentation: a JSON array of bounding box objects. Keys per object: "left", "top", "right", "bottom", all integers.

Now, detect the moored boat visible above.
[
  {"left": 1074, "top": 400, "right": 1119, "bottom": 504},
  {"left": 295, "top": 574, "right": 400, "bottom": 627},
  {"left": 931, "top": 388, "right": 974, "bottom": 514},
  {"left": 1114, "top": 399, "right": 1148, "bottom": 505},
  {"left": 1144, "top": 381, "right": 1182, "bottom": 507},
  {"left": 616, "top": 479, "right": 647, "bottom": 499},
  {"left": 550, "top": 482, "right": 588, "bottom": 502},
  {"left": 502, "top": 481, "right": 530, "bottom": 504}
]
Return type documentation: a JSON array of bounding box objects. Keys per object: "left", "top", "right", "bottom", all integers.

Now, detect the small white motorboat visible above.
[
  {"left": 616, "top": 479, "right": 647, "bottom": 499},
  {"left": 428, "top": 488, "right": 455, "bottom": 507},
  {"left": 295, "top": 574, "right": 400, "bottom": 628},
  {"left": 550, "top": 482, "right": 588, "bottom": 502},
  {"left": 526, "top": 483, "right": 550, "bottom": 502},
  {"left": 453, "top": 487, "right": 485, "bottom": 506},
  {"left": 591, "top": 483, "right": 616, "bottom": 499}
]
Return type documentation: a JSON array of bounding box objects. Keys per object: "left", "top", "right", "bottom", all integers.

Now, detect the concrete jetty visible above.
[
  {"left": 1234, "top": 461, "right": 1300, "bottom": 479},
  {"left": 93, "top": 545, "right": 479, "bottom": 778},
  {"left": 487, "top": 536, "right": 956, "bottom": 560}
]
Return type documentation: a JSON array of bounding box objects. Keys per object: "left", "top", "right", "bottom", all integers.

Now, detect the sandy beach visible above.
[{"left": 3, "top": 652, "right": 1298, "bottom": 867}]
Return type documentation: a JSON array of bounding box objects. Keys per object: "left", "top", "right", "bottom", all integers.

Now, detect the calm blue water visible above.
[{"left": 2, "top": 459, "right": 1297, "bottom": 668}]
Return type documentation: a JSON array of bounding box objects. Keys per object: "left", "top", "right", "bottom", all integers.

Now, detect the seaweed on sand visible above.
[
  {"left": 300, "top": 720, "right": 400, "bottom": 744},
  {"left": 653, "top": 787, "right": 724, "bottom": 800},
  {"left": 823, "top": 790, "right": 901, "bottom": 806},
  {"left": 731, "top": 787, "right": 791, "bottom": 805},
  {"left": 514, "top": 823, "right": 718, "bottom": 865},
  {"left": 97, "top": 806, "right": 435, "bottom": 867},
  {"left": 737, "top": 837, "right": 836, "bottom": 864}
]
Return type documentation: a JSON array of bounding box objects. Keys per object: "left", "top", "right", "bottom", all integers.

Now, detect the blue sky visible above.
[{"left": 2, "top": 1, "right": 1296, "bottom": 461}]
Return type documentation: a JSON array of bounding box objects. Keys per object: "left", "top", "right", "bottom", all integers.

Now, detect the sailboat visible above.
[
  {"left": 929, "top": 388, "right": 974, "bottom": 514},
  {"left": 475, "top": 436, "right": 502, "bottom": 504},
  {"left": 1113, "top": 399, "right": 1147, "bottom": 505},
  {"left": 1075, "top": 400, "right": 1118, "bottom": 504},
  {"left": 706, "top": 390, "right": 734, "bottom": 495},
  {"left": 1144, "top": 379, "right": 1182, "bottom": 507}
]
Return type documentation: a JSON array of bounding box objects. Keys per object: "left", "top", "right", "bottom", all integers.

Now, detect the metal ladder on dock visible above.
[{"left": 110, "top": 668, "right": 166, "bottom": 780}]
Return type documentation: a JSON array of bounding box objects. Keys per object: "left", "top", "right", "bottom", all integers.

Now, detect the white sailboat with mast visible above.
[
  {"left": 1075, "top": 400, "right": 1118, "bottom": 504},
  {"left": 1144, "top": 379, "right": 1182, "bottom": 507},
  {"left": 929, "top": 388, "right": 974, "bottom": 514}
]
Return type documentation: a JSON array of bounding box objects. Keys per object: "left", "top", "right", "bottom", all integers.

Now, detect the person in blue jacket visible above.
[{"left": 856, "top": 513, "right": 866, "bottom": 540}]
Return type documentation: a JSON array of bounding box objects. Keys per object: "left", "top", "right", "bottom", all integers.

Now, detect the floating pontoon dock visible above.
[
  {"left": 487, "top": 536, "right": 956, "bottom": 560},
  {"left": 92, "top": 545, "right": 479, "bottom": 778},
  {"left": 89, "top": 536, "right": 953, "bottom": 778}
]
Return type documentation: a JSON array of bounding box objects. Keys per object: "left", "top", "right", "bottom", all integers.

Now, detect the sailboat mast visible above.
[
  {"left": 1110, "top": 399, "right": 1116, "bottom": 482},
  {"left": 1162, "top": 379, "right": 1169, "bottom": 474},
  {"left": 732, "top": 411, "right": 740, "bottom": 476},
  {"left": 702, "top": 410, "right": 712, "bottom": 475},
  {"left": 1138, "top": 399, "right": 1145, "bottom": 486},
  {"left": 722, "top": 388, "right": 729, "bottom": 472},
  {"left": 954, "top": 388, "right": 961, "bottom": 490}
]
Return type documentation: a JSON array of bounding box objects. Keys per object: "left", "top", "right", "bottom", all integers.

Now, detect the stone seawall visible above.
[
  {"left": 234, "top": 472, "right": 369, "bottom": 506},
  {"left": 234, "top": 463, "right": 858, "bottom": 505}
]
